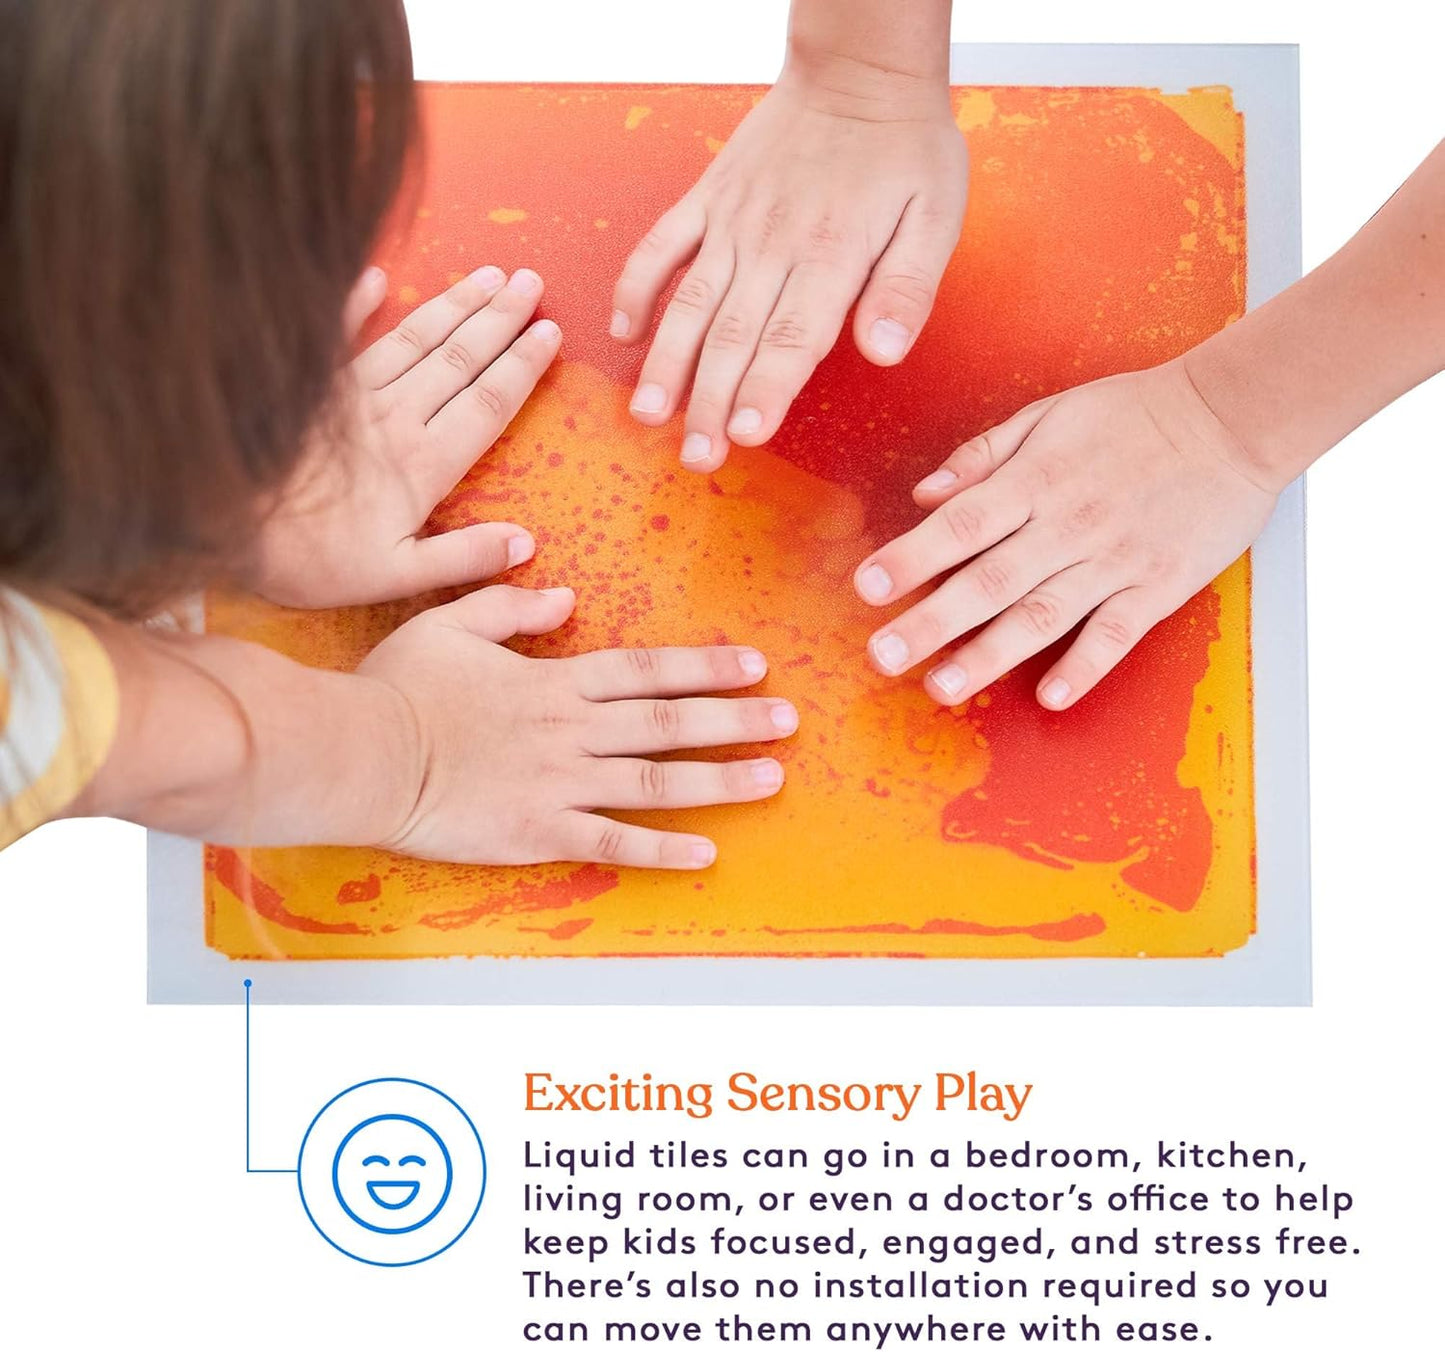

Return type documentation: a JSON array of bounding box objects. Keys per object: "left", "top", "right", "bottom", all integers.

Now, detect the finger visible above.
[
  {"left": 718, "top": 258, "right": 868, "bottom": 456},
  {"left": 395, "top": 269, "right": 546, "bottom": 419},
  {"left": 382, "top": 523, "right": 536, "bottom": 602},
  {"left": 921, "top": 563, "right": 1103, "bottom": 706},
  {"left": 570, "top": 645, "right": 768, "bottom": 701},
  {"left": 611, "top": 197, "right": 708, "bottom": 343},
  {"left": 585, "top": 756, "right": 785, "bottom": 811},
  {"left": 853, "top": 194, "right": 964, "bottom": 366},
  {"left": 343, "top": 266, "right": 389, "bottom": 347},
  {"left": 866, "top": 526, "right": 1069, "bottom": 676},
  {"left": 677, "top": 267, "right": 789, "bottom": 471},
  {"left": 853, "top": 478, "right": 1031, "bottom": 608},
  {"left": 419, "top": 318, "right": 562, "bottom": 501},
  {"left": 583, "top": 696, "right": 798, "bottom": 756},
  {"left": 913, "top": 399, "right": 1055, "bottom": 505},
  {"left": 429, "top": 584, "right": 576, "bottom": 644},
  {"left": 1035, "top": 588, "right": 1166, "bottom": 710},
  {"left": 552, "top": 812, "right": 718, "bottom": 871},
  {"left": 352, "top": 264, "right": 507, "bottom": 388},
  {"left": 629, "top": 247, "right": 735, "bottom": 426}
]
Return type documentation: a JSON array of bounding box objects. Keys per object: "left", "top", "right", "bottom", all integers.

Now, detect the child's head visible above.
[{"left": 0, "top": 0, "right": 416, "bottom": 616}]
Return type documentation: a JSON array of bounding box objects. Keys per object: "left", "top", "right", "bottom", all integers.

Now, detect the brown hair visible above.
[{"left": 0, "top": 0, "right": 416, "bottom": 617}]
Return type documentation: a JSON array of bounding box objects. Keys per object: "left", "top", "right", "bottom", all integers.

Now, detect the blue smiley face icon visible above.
[{"left": 331, "top": 1114, "right": 453, "bottom": 1235}]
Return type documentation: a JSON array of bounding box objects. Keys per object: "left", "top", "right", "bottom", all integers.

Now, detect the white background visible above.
[{"left": 1, "top": 2, "right": 1440, "bottom": 1347}]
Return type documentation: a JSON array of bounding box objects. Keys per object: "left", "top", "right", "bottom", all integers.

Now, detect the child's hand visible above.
[
  {"left": 611, "top": 69, "right": 966, "bottom": 473},
  {"left": 852, "top": 362, "right": 1281, "bottom": 710},
  {"left": 254, "top": 266, "right": 559, "bottom": 608},
  {"left": 357, "top": 585, "right": 796, "bottom": 868}
]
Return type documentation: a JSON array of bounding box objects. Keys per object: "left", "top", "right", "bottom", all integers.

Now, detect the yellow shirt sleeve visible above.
[{"left": 0, "top": 591, "right": 120, "bottom": 849}]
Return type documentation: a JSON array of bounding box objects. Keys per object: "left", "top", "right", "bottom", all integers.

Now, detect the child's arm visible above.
[
  {"left": 610, "top": 0, "right": 964, "bottom": 472},
  {"left": 1183, "top": 140, "right": 1445, "bottom": 489},
  {"left": 852, "top": 139, "right": 1445, "bottom": 710},
  {"left": 70, "top": 586, "right": 794, "bottom": 867}
]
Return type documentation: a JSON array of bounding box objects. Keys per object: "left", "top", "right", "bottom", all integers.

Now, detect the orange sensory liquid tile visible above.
[{"left": 204, "top": 83, "right": 1254, "bottom": 961}]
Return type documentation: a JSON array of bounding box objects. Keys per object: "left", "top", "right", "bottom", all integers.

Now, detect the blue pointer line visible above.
[{"left": 244, "top": 978, "right": 297, "bottom": 1175}]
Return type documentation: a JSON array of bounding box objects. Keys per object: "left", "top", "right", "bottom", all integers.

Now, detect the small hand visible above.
[
  {"left": 852, "top": 362, "right": 1281, "bottom": 709},
  {"left": 358, "top": 585, "right": 798, "bottom": 868},
  {"left": 611, "top": 67, "right": 967, "bottom": 472},
  {"left": 253, "top": 265, "right": 560, "bottom": 607}
]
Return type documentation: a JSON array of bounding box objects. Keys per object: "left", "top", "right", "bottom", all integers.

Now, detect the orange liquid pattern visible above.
[{"left": 205, "top": 83, "right": 1254, "bottom": 961}]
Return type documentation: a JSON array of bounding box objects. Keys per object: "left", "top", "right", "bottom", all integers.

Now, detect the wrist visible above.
[
  {"left": 351, "top": 673, "right": 430, "bottom": 852},
  {"left": 1177, "top": 332, "right": 1320, "bottom": 497},
  {"left": 783, "top": 34, "right": 951, "bottom": 123}
]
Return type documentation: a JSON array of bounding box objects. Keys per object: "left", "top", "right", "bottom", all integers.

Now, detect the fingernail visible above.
[
  {"left": 928, "top": 663, "right": 968, "bottom": 699},
  {"left": 532, "top": 318, "right": 561, "bottom": 341},
  {"left": 363, "top": 265, "right": 387, "bottom": 289},
  {"left": 871, "top": 632, "right": 910, "bottom": 673},
  {"left": 681, "top": 432, "right": 713, "bottom": 465},
  {"left": 610, "top": 309, "right": 631, "bottom": 338},
  {"left": 1040, "top": 677, "right": 1072, "bottom": 709},
  {"left": 542, "top": 586, "right": 574, "bottom": 599},
  {"left": 506, "top": 534, "right": 535, "bottom": 566},
  {"left": 631, "top": 382, "right": 667, "bottom": 415},
  {"left": 916, "top": 468, "right": 958, "bottom": 494},
  {"left": 728, "top": 407, "right": 763, "bottom": 438},
  {"left": 869, "top": 317, "right": 911, "bottom": 361},
  {"left": 738, "top": 648, "right": 767, "bottom": 680},
  {"left": 856, "top": 562, "right": 894, "bottom": 602},
  {"left": 751, "top": 759, "right": 784, "bottom": 789},
  {"left": 507, "top": 268, "right": 541, "bottom": 295},
  {"left": 769, "top": 701, "right": 799, "bottom": 734},
  {"left": 688, "top": 840, "right": 717, "bottom": 868},
  {"left": 470, "top": 264, "right": 504, "bottom": 287}
]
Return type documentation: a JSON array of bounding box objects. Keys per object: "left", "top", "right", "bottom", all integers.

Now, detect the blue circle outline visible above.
[
  {"left": 331, "top": 1113, "right": 454, "bottom": 1235},
  {"left": 297, "top": 1077, "right": 486, "bottom": 1268}
]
